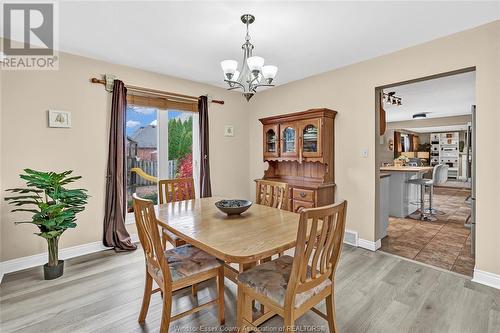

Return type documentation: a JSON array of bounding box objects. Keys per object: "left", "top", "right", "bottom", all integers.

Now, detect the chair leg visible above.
[
  {"left": 236, "top": 285, "right": 245, "bottom": 332},
  {"left": 237, "top": 285, "right": 254, "bottom": 332},
  {"left": 283, "top": 310, "right": 294, "bottom": 333},
  {"left": 159, "top": 290, "right": 172, "bottom": 333},
  {"left": 217, "top": 268, "right": 225, "bottom": 325},
  {"left": 326, "top": 293, "right": 338, "bottom": 333},
  {"left": 138, "top": 271, "right": 153, "bottom": 323}
]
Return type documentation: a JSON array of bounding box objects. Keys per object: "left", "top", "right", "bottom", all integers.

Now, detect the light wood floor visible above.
[{"left": 1, "top": 245, "right": 499, "bottom": 333}]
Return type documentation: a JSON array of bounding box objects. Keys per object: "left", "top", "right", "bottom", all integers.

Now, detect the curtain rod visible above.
[{"left": 90, "top": 78, "right": 225, "bottom": 105}]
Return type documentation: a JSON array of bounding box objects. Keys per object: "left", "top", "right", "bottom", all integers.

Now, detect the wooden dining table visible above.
[{"left": 155, "top": 196, "right": 301, "bottom": 282}]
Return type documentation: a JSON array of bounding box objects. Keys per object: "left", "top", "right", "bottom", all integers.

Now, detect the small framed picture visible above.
[
  {"left": 224, "top": 125, "right": 234, "bottom": 137},
  {"left": 48, "top": 110, "right": 71, "bottom": 128}
]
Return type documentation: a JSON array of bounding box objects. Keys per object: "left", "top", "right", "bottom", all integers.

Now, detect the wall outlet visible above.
[
  {"left": 224, "top": 125, "right": 234, "bottom": 137},
  {"left": 362, "top": 148, "right": 369, "bottom": 158}
]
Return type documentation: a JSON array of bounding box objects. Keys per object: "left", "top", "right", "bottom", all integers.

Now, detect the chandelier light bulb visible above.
[
  {"left": 220, "top": 60, "right": 238, "bottom": 75},
  {"left": 262, "top": 65, "right": 278, "bottom": 81},
  {"left": 247, "top": 56, "right": 265, "bottom": 72}
]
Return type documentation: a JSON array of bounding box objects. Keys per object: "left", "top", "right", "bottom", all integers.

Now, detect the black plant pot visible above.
[{"left": 43, "top": 260, "right": 64, "bottom": 280}]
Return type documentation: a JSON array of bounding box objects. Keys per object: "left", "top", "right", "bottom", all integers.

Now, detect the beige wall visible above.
[
  {"left": 1, "top": 51, "right": 249, "bottom": 261},
  {"left": 2, "top": 21, "right": 500, "bottom": 278},
  {"left": 248, "top": 21, "right": 500, "bottom": 275}
]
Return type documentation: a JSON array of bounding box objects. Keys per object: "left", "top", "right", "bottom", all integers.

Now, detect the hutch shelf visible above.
[{"left": 256, "top": 108, "right": 336, "bottom": 212}]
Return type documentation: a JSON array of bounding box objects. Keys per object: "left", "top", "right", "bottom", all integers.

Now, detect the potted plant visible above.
[{"left": 5, "top": 169, "right": 89, "bottom": 280}]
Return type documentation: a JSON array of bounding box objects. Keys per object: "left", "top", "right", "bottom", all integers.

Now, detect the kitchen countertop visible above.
[{"left": 380, "top": 166, "right": 433, "bottom": 173}]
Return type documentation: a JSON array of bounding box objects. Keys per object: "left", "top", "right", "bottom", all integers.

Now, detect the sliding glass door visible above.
[{"left": 125, "top": 105, "right": 199, "bottom": 211}]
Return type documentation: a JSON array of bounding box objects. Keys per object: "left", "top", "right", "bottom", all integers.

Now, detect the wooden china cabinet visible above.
[{"left": 257, "top": 108, "right": 336, "bottom": 212}]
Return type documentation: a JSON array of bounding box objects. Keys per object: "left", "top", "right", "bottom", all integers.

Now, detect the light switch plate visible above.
[
  {"left": 362, "top": 148, "right": 369, "bottom": 158},
  {"left": 224, "top": 125, "right": 234, "bottom": 137}
]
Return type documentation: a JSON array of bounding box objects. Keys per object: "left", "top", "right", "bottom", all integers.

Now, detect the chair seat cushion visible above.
[
  {"left": 237, "top": 255, "right": 331, "bottom": 308},
  {"left": 162, "top": 244, "right": 221, "bottom": 282}
]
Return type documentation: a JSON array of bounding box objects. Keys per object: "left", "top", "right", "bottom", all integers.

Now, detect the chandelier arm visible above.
[
  {"left": 248, "top": 75, "right": 260, "bottom": 85},
  {"left": 225, "top": 80, "right": 245, "bottom": 90},
  {"left": 251, "top": 83, "right": 275, "bottom": 91}
]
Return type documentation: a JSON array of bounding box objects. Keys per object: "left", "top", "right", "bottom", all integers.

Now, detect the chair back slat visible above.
[
  {"left": 159, "top": 178, "right": 195, "bottom": 204},
  {"left": 301, "top": 216, "right": 318, "bottom": 282},
  {"left": 133, "top": 194, "right": 172, "bottom": 287},
  {"left": 255, "top": 180, "right": 288, "bottom": 210},
  {"left": 287, "top": 201, "right": 347, "bottom": 297}
]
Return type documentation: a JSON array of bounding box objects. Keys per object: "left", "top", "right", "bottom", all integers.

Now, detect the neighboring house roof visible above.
[{"left": 130, "top": 125, "right": 157, "bottom": 148}]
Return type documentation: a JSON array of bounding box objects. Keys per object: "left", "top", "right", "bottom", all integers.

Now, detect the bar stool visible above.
[
  {"left": 407, "top": 164, "right": 448, "bottom": 221},
  {"left": 424, "top": 164, "right": 449, "bottom": 215}
]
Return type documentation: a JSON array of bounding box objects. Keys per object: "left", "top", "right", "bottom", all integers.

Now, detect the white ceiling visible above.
[
  {"left": 384, "top": 71, "right": 476, "bottom": 122},
  {"left": 404, "top": 125, "right": 469, "bottom": 134},
  {"left": 2, "top": 1, "right": 499, "bottom": 88}
]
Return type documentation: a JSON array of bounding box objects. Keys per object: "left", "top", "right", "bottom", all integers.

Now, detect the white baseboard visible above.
[
  {"left": 472, "top": 269, "right": 500, "bottom": 290},
  {"left": 343, "top": 229, "right": 381, "bottom": 252},
  {"left": 357, "top": 238, "right": 382, "bottom": 251},
  {"left": 0, "top": 234, "right": 139, "bottom": 283}
]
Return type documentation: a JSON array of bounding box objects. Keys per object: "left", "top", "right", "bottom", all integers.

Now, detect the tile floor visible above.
[{"left": 380, "top": 187, "right": 475, "bottom": 276}]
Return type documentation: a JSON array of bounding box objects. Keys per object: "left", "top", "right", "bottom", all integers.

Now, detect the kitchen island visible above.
[{"left": 380, "top": 166, "right": 434, "bottom": 218}]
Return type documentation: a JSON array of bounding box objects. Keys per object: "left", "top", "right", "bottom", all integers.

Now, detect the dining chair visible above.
[
  {"left": 255, "top": 180, "right": 289, "bottom": 210},
  {"left": 133, "top": 194, "right": 225, "bottom": 333},
  {"left": 158, "top": 178, "right": 195, "bottom": 249},
  {"left": 236, "top": 200, "right": 348, "bottom": 333},
  {"left": 256, "top": 179, "right": 289, "bottom": 260}
]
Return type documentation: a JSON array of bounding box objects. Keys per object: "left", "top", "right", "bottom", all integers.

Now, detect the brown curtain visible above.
[
  {"left": 408, "top": 134, "right": 415, "bottom": 151},
  {"left": 199, "top": 96, "right": 212, "bottom": 197},
  {"left": 394, "top": 131, "right": 401, "bottom": 158},
  {"left": 413, "top": 135, "right": 419, "bottom": 150},
  {"left": 103, "top": 80, "right": 137, "bottom": 251}
]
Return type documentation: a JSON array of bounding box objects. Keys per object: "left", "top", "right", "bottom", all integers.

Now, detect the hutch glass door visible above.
[
  {"left": 281, "top": 122, "right": 297, "bottom": 157},
  {"left": 300, "top": 119, "right": 322, "bottom": 158},
  {"left": 263, "top": 124, "right": 279, "bottom": 158}
]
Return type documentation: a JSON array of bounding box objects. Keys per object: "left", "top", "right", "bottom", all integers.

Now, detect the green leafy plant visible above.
[{"left": 4, "top": 169, "right": 89, "bottom": 267}]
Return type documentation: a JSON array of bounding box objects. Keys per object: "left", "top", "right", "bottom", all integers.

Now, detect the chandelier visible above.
[{"left": 220, "top": 14, "right": 278, "bottom": 101}]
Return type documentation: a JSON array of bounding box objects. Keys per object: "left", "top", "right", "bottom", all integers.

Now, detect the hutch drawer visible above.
[
  {"left": 292, "top": 188, "right": 315, "bottom": 202},
  {"left": 293, "top": 199, "right": 315, "bottom": 213}
]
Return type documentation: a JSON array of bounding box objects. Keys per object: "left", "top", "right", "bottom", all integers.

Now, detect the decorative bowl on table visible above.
[{"left": 215, "top": 199, "right": 253, "bottom": 215}]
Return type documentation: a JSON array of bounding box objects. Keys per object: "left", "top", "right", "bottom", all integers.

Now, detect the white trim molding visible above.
[
  {"left": 357, "top": 238, "right": 382, "bottom": 252},
  {"left": 0, "top": 234, "right": 139, "bottom": 283},
  {"left": 472, "top": 268, "right": 500, "bottom": 290},
  {"left": 342, "top": 229, "right": 381, "bottom": 252}
]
